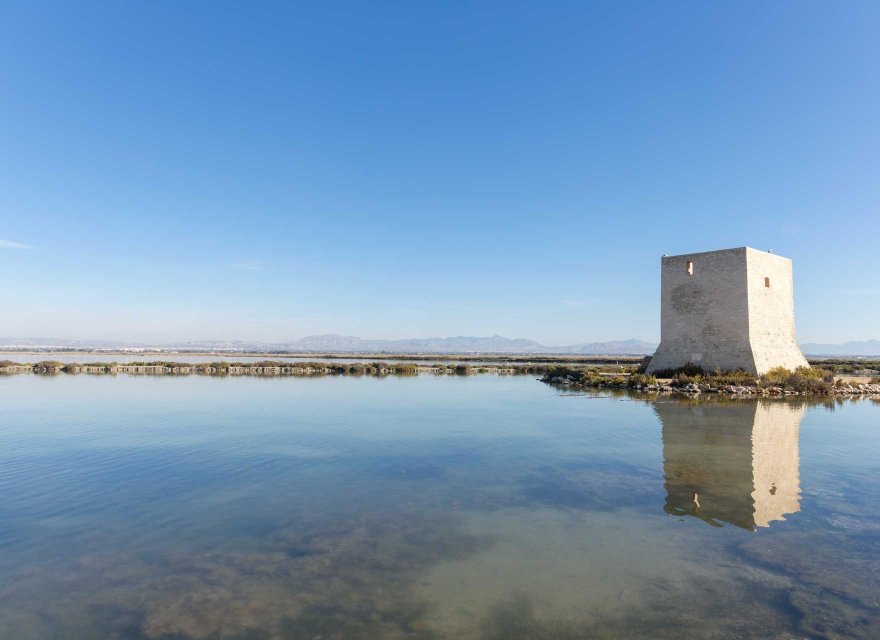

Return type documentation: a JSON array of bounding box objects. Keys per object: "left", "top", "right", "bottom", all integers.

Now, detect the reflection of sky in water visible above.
[{"left": 0, "top": 375, "right": 878, "bottom": 639}]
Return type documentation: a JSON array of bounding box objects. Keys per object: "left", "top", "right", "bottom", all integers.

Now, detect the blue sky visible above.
[{"left": 1, "top": 1, "right": 878, "bottom": 345}]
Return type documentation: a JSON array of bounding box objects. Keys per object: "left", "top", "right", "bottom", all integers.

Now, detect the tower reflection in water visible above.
[{"left": 656, "top": 400, "right": 803, "bottom": 530}]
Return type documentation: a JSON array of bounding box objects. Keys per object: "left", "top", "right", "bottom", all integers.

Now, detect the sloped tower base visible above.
[{"left": 645, "top": 247, "right": 809, "bottom": 376}]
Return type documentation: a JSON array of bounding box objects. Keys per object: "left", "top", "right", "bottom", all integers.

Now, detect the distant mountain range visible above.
[
  {"left": 279, "top": 335, "right": 659, "bottom": 354},
  {"left": 799, "top": 339, "right": 880, "bottom": 357},
  {"left": 2, "top": 335, "right": 878, "bottom": 356},
  {"left": 285, "top": 334, "right": 555, "bottom": 353}
]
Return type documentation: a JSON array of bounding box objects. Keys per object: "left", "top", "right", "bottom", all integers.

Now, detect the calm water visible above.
[
  {"left": 0, "top": 375, "right": 878, "bottom": 639},
  {"left": 1, "top": 353, "right": 438, "bottom": 365},
  {"left": 0, "top": 353, "right": 562, "bottom": 366}
]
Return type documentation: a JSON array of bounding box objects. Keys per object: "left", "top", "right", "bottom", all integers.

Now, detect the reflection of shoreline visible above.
[
  {"left": 655, "top": 400, "right": 803, "bottom": 530},
  {"left": 560, "top": 388, "right": 877, "bottom": 410}
]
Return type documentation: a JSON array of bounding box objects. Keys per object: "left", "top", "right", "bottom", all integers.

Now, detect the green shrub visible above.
[
  {"left": 707, "top": 370, "right": 757, "bottom": 386},
  {"left": 760, "top": 366, "right": 832, "bottom": 394},
  {"left": 670, "top": 372, "right": 700, "bottom": 387},
  {"left": 392, "top": 363, "right": 418, "bottom": 375},
  {"left": 627, "top": 373, "right": 656, "bottom": 387},
  {"left": 762, "top": 366, "right": 792, "bottom": 384},
  {"left": 651, "top": 362, "right": 705, "bottom": 378},
  {"left": 544, "top": 366, "right": 578, "bottom": 379}
]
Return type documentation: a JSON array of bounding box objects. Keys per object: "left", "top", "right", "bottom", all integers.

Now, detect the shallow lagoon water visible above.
[{"left": 0, "top": 375, "right": 878, "bottom": 639}]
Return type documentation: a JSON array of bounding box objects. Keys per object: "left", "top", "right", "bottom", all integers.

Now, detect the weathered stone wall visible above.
[
  {"left": 647, "top": 248, "right": 755, "bottom": 373},
  {"left": 745, "top": 248, "right": 810, "bottom": 373},
  {"left": 646, "top": 247, "right": 809, "bottom": 375}
]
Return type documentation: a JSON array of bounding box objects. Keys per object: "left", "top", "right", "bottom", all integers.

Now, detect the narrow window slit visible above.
[
  {"left": 765, "top": 277, "right": 770, "bottom": 288},
  {"left": 686, "top": 261, "right": 694, "bottom": 275}
]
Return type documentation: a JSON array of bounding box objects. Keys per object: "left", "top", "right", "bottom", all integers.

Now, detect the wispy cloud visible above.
[
  {"left": 229, "top": 260, "right": 264, "bottom": 271},
  {"left": 0, "top": 239, "right": 33, "bottom": 249}
]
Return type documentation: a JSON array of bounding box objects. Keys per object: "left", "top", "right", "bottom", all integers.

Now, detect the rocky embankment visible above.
[
  {"left": 542, "top": 372, "right": 880, "bottom": 397},
  {"left": 647, "top": 381, "right": 880, "bottom": 397}
]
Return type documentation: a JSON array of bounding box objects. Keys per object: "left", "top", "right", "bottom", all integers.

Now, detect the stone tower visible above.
[{"left": 646, "top": 247, "right": 809, "bottom": 375}]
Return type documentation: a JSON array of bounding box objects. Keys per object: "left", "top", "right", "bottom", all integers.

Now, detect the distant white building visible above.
[{"left": 646, "top": 247, "right": 809, "bottom": 375}]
